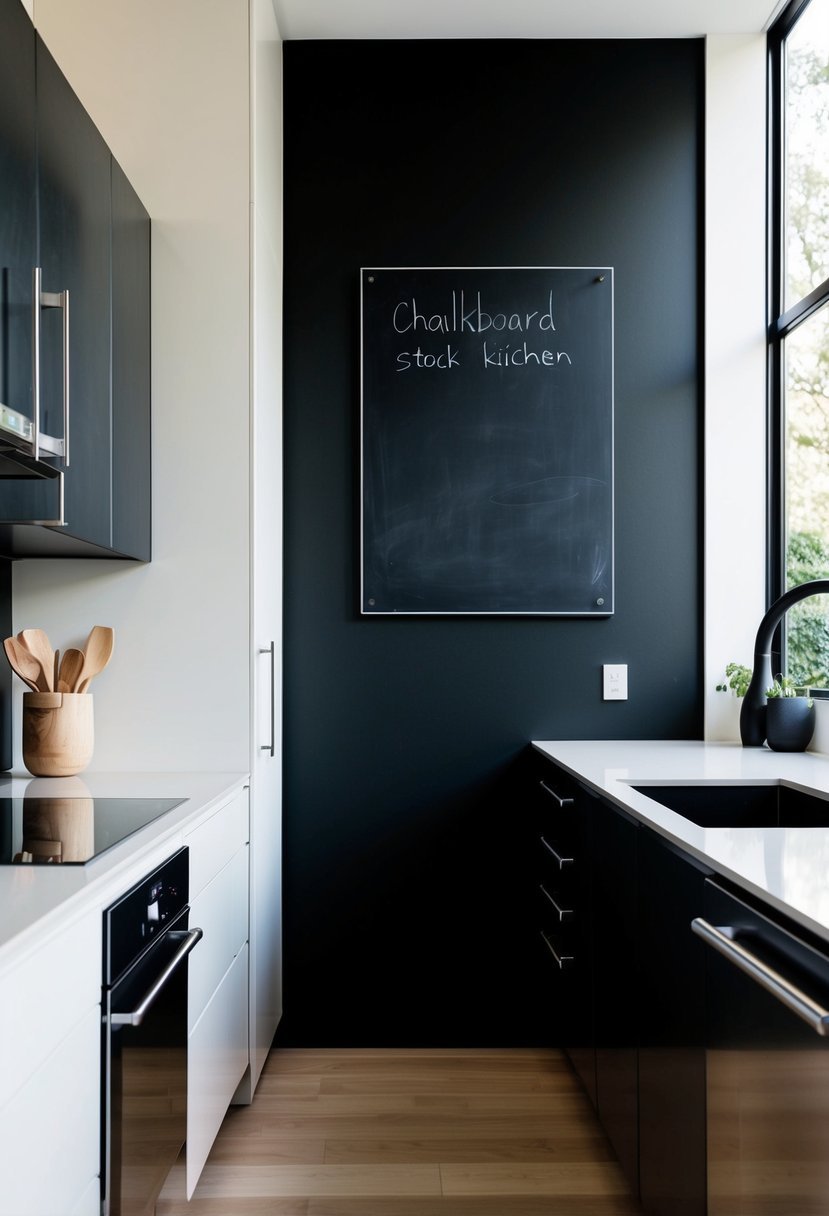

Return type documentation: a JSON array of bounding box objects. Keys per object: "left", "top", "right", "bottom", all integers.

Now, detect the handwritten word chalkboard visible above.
[{"left": 361, "top": 267, "right": 614, "bottom": 615}]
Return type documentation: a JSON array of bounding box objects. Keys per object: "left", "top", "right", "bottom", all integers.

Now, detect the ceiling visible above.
[{"left": 272, "top": 0, "right": 786, "bottom": 41}]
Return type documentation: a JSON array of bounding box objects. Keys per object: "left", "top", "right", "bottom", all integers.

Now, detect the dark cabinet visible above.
[
  {"left": 530, "top": 751, "right": 710, "bottom": 1216},
  {"left": 638, "top": 830, "right": 709, "bottom": 1216},
  {"left": 531, "top": 757, "right": 596, "bottom": 1104},
  {"left": 592, "top": 794, "right": 639, "bottom": 1195},
  {"left": 0, "top": 0, "right": 150, "bottom": 559}
]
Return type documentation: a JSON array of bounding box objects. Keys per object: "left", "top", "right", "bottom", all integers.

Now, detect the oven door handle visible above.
[
  {"left": 692, "top": 917, "right": 829, "bottom": 1037},
  {"left": 110, "top": 927, "right": 203, "bottom": 1027}
]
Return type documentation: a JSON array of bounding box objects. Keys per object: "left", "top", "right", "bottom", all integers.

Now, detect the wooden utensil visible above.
[
  {"left": 17, "top": 628, "right": 54, "bottom": 692},
  {"left": 77, "top": 625, "right": 114, "bottom": 693},
  {"left": 58, "top": 648, "right": 84, "bottom": 693},
  {"left": 3, "top": 637, "right": 41, "bottom": 692}
]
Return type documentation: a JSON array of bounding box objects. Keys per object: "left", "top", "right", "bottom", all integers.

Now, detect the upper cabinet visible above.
[{"left": 0, "top": 0, "right": 150, "bottom": 560}]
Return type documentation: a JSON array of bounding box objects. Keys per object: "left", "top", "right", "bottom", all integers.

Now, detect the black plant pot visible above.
[{"left": 765, "top": 697, "right": 815, "bottom": 753}]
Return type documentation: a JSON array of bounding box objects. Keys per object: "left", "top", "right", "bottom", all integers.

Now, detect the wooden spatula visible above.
[
  {"left": 77, "top": 625, "right": 115, "bottom": 693},
  {"left": 58, "top": 648, "right": 85, "bottom": 693},
  {"left": 17, "top": 628, "right": 54, "bottom": 692},
  {"left": 3, "top": 637, "right": 41, "bottom": 692}
]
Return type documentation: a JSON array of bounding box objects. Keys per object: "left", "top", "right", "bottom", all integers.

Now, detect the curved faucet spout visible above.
[{"left": 740, "top": 578, "right": 829, "bottom": 746}]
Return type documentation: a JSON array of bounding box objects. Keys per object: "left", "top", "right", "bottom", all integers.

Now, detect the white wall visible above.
[
  {"left": 704, "top": 34, "right": 768, "bottom": 740},
  {"left": 13, "top": 0, "right": 252, "bottom": 772}
]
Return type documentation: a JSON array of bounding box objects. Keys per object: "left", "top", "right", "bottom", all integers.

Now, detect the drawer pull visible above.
[
  {"left": 540, "top": 930, "right": 574, "bottom": 970},
  {"left": 539, "top": 779, "right": 574, "bottom": 807},
  {"left": 540, "top": 835, "right": 574, "bottom": 869},
  {"left": 539, "top": 883, "right": 574, "bottom": 922}
]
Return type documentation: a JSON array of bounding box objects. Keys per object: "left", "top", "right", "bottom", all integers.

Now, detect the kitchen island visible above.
[{"left": 531, "top": 738, "right": 829, "bottom": 1216}]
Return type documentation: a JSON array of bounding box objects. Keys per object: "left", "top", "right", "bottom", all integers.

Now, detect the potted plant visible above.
[
  {"left": 764, "top": 676, "right": 815, "bottom": 752},
  {"left": 716, "top": 663, "right": 753, "bottom": 699}
]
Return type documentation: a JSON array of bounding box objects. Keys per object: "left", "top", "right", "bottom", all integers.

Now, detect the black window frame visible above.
[{"left": 768, "top": 0, "right": 829, "bottom": 678}]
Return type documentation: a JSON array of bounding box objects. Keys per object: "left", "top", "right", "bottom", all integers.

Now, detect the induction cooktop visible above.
[{"left": 0, "top": 796, "right": 186, "bottom": 865}]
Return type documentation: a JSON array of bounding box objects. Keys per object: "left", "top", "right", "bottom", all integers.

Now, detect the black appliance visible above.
[
  {"left": 0, "top": 795, "right": 185, "bottom": 864},
  {"left": 693, "top": 880, "right": 829, "bottom": 1214},
  {"left": 101, "top": 847, "right": 202, "bottom": 1216}
]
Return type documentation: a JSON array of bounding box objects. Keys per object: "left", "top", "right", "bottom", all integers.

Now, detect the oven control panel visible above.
[{"left": 103, "top": 847, "right": 189, "bottom": 985}]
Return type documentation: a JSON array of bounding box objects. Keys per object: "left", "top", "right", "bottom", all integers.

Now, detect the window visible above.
[{"left": 770, "top": 0, "right": 829, "bottom": 686}]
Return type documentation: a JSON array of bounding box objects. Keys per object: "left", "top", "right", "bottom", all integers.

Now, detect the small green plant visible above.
[
  {"left": 766, "top": 675, "right": 813, "bottom": 706},
  {"left": 716, "top": 663, "right": 752, "bottom": 698}
]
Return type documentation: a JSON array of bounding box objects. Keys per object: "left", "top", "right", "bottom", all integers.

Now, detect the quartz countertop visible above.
[
  {"left": 0, "top": 770, "right": 248, "bottom": 971},
  {"left": 532, "top": 740, "right": 829, "bottom": 942}
]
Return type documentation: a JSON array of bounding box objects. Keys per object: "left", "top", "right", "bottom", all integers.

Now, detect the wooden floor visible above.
[{"left": 157, "top": 1049, "right": 643, "bottom": 1215}]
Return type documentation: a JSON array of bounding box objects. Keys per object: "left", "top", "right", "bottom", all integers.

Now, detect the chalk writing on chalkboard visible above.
[{"left": 361, "top": 267, "right": 614, "bottom": 616}]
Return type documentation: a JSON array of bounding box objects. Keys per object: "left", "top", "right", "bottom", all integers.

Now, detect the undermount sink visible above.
[{"left": 630, "top": 782, "right": 829, "bottom": 829}]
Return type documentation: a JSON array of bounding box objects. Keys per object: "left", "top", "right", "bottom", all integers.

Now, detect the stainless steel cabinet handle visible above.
[
  {"left": 32, "top": 268, "right": 70, "bottom": 465},
  {"left": 691, "top": 917, "right": 829, "bottom": 1037},
  {"left": 110, "top": 928, "right": 202, "bottom": 1027},
  {"left": 259, "top": 642, "right": 275, "bottom": 756},
  {"left": 539, "top": 779, "right": 574, "bottom": 807},
  {"left": 539, "top": 883, "right": 574, "bottom": 922},
  {"left": 540, "top": 835, "right": 574, "bottom": 869},
  {"left": 540, "top": 930, "right": 574, "bottom": 970}
]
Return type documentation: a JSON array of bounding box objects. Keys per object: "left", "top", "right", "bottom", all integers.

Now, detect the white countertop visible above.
[
  {"left": 532, "top": 740, "right": 829, "bottom": 942},
  {"left": 0, "top": 770, "right": 248, "bottom": 971}
]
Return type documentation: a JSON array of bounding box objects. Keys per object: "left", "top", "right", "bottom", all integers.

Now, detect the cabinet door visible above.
[
  {"left": 592, "top": 795, "right": 639, "bottom": 1195},
  {"left": 187, "top": 942, "right": 249, "bottom": 1196},
  {"left": 0, "top": 35, "right": 111, "bottom": 548},
  {"left": 0, "top": 0, "right": 36, "bottom": 434},
  {"left": 111, "top": 157, "right": 151, "bottom": 559},
  {"left": 638, "top": 830, "right": 708, "bottom": 1216},
  {"left": 533, "top": 758, "right": 595, "bottom": 1103}
]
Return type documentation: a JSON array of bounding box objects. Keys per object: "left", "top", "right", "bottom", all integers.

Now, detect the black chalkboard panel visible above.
[{"left": 361, "top": 267, "right": 614, "bottom": 615}]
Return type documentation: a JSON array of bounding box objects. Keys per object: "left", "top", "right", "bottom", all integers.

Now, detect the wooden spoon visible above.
[
  {"left": 76, "top": 625, "right": 114, "bottom": 693},
  {"left": 3, "top": 637, "right": 41, "bottom": 692},
  {"left": 58, "top": 648, "right": 85, "bottom": 693},
  {"left": 17, "top": 628, "right": 54, "bottom": 692}
]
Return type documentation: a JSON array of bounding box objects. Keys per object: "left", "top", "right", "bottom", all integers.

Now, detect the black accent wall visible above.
[{"left": 283, "top": 39, "right": 703, "bottom": 1045}]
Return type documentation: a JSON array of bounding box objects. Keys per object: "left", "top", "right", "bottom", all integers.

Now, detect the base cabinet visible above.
[
  {"left": 592, "top": 795, "right": 639, "bottom": 1195},
  {"left": 531, "top": 756, "right": 595, "bottom": 1103},
  {"left": 531, "top": 752, "right": 710, "bottom": 1216},
  {"left": 638, "top": 830, "right": 708, "bottom": 1216},
  {"left": 187, "top": 943, "right": 250, "bottom": 1191}
]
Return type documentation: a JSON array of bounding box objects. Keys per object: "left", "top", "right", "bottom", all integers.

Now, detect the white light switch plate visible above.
[{"left": 603, "top": 664, "right": 628, "bottom": 700}]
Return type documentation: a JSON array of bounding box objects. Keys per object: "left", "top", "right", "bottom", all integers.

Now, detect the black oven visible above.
[{"left": 101, "top": 847, "right": 202, "bottom": 1216}]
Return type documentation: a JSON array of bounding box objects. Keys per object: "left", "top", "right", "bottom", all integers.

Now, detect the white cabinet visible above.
[
  {"left": 184, "top": 786, "right": 250, "bottom": 1196},
  {"left": 0, "top": 909, "right": 100, "bottom": 1216},
  {"left": 244, "top": 0, "right": 284, "bottom": 1102},
  {"left": 187, "top": 943, "right": 249, "bottom": 1190}
]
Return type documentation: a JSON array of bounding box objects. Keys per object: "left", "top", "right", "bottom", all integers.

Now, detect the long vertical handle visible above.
[
  {"left": 260, "top": 642, "right": 275, "bottom": 756},
  {"left": 39, "top": 281, "right": 70, "bottom": 466},
  {"left": 32, "top": 267, "right": 41, "bottom": 461}
]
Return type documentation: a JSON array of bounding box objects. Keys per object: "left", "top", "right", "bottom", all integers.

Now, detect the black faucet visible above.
[{"left": 741, "top": 578, "right": 829, "bottom": 745}]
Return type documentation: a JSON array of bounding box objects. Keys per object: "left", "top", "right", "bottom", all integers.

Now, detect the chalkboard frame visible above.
[{"left": 360, "top": 266, "right": 615, "bottom": 617}]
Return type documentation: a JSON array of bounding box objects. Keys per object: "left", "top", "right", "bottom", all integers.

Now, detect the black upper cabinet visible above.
[
  {"left": 111, "top": 159, "right": 151, "bottom": 561},
  {"left": 0, "top": 1, "right": 150, "bottom": 560},
  {"left": 0, "top": 0, "right": 36, "bottom": 439}
]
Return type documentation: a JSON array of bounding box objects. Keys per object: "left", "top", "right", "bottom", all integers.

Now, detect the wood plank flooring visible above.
[{"left": 157, "top": 1049, "right": 643, "bottom": 1215}]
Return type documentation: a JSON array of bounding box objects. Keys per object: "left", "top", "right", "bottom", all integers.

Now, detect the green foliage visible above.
[
  {"left": 766, "top": 675, "right": 799, "bottom": 698},
  {"left": 786, "top": 532, "right": 829, "bottom": 687},
  {"left": 716, "top": 662, "right": 752, "bottom": 698}
]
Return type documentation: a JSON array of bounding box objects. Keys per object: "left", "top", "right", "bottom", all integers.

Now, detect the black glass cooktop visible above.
[{"left": 0, "top": 796, "right": 186, "bottom": 865}]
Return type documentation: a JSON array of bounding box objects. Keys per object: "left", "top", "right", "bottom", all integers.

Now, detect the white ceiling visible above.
[{"left": 272, "top": 0, "right": 785, "bottom": 41}]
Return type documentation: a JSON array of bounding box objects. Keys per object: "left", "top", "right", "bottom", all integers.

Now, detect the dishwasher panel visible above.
[{"left": 694, "top": 880, "right": 829, "bottom": 1216}]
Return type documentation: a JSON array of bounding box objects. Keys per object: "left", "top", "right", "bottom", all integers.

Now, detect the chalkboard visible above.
[{"left": 361, "top": 267, "right": 614, "bottom": 615}]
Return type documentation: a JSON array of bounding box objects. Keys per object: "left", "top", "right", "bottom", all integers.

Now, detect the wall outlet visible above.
[{"left": 603, "top": 664, "right": 628, "bottom": 701}]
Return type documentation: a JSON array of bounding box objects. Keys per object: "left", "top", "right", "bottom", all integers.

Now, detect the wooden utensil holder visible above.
[{"left": 22, "top": 693, "right": 94, "bottom": 777}]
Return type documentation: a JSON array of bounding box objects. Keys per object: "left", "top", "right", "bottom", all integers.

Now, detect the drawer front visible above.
[
  {"left": 186, "top": 785, "right": 249, "bottom": 899},
  {"left": 187, "top": 941, "right": 249, "bottom": 1196},
  {"left": 0, "top": 909, "right": 100, "bottom": 1111},
  {"left": 0, "top": 1006, "right": 99, "bottom": 1216},
  {"left": 189, "top": 843, "right": 249, "bottom": 1028}
]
